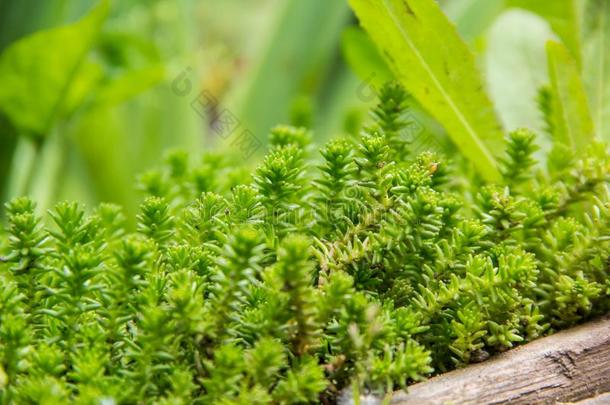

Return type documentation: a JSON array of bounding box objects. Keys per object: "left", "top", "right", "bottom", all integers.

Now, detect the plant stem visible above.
[
  {"left": 4, "top": 135, "right": 40, "bottom": 201},
  {"left": 29, "top": 124, "right": 67, "bottom": 215}
]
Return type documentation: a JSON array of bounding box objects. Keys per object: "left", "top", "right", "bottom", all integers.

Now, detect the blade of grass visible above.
[
  {"left": 547, "top": 40, "right": 595, "bottom": 151},
  {"left": 229, "top": 0, "right": 350, "bottom": 145},
  {"left": 583, "top": 0, "right": 610, "bottom": 141}
]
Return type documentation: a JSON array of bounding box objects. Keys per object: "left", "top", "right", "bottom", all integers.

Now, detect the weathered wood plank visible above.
[
  {"left": 562, "top": 392, "right": 610, "bottom": 404},
  {"left": 389, "top": 316, "right": 610, "bottom": 404}
]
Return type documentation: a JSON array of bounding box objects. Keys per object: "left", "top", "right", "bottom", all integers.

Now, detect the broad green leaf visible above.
[
  {"left": 583, "top": 0, "right": 610, "bottom": 141},
  {"left": 546, "top": 41, "right": 595, "bottom": 151},
  {"left": 62, "top": 60, "right": 105, "bottom": 116},
  {"left": 0, "top": 0, "right": 109, "bottom": 137},
  {"left": 348, "top": 0, "right": 505, "bottom": 181},
  {"left": 340, "top": 26, "right": 451, "bottom": 153},
  {"left": 508, "top": 0, "right": 582, "bottom": 67},
  {"left": 93, "top": 65, "right": 165, "bottom": 107},
  {"left": 485, "top": 10, "right": 555, "bottom": 133}
]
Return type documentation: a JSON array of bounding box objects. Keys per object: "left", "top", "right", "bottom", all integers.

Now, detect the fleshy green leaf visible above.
[
  {"left": 546, "top": 40, "right": 595, "bottom": 151},
  {"left": 349, "top": 0, "right": 505, "bottom": 181},
  {"left": 583, "top": 0, "right": 610, "bottom": 141},
  {"left": 0, "top": 0, "right": 109, "bottom": 138}
]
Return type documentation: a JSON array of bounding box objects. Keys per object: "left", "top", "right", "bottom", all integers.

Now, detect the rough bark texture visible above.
[{"left": 390, "top": 316, "right": 610, "bottom": 404}]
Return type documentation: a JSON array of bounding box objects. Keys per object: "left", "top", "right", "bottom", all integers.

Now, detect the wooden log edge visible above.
[{"left": 389, "top": 316, "right": 610, "bottom": 404}]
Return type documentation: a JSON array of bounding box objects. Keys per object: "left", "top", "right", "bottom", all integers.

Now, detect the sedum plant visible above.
[{"left": 1, "top": 82, "right": 609, "bottom": 404}]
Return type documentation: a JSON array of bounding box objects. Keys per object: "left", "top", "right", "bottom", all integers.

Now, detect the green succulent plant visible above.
[{"left": 1, "top": 81, "right": 609, "bottom": 404}]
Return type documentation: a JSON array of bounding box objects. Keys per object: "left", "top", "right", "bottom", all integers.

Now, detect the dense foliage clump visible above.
[{"left": 1, "top": 84, "right": 609, "bottom": 404}]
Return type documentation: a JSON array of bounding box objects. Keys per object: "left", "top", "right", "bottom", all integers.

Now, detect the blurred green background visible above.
[
  {"left": 0, "top": 0, "right": 588, "bottom": 220},
  {"left": 0, "top": 0, "right": 361, "bottom": 221}
]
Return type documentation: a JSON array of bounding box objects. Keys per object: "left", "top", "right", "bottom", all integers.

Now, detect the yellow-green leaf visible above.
[
  {"left": 348, "top": 0, "right": 505, "bottom": 181},
  {"left": 0, "top": 0, "right": 109, "bottom": 137},
  {"left": 583, "top": 0, "right": 610, "bottom": 141},
  {"left": 546, "top": 40, "right": 595, "bottom": 151}
]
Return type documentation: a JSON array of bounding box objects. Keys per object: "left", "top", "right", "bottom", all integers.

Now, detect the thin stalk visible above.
[
  {"left": 4, "top": 135, "right": 41, "bottom": 201},
  {"left": 28, "top": 124, "right": 67, "bottom": 215}
]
